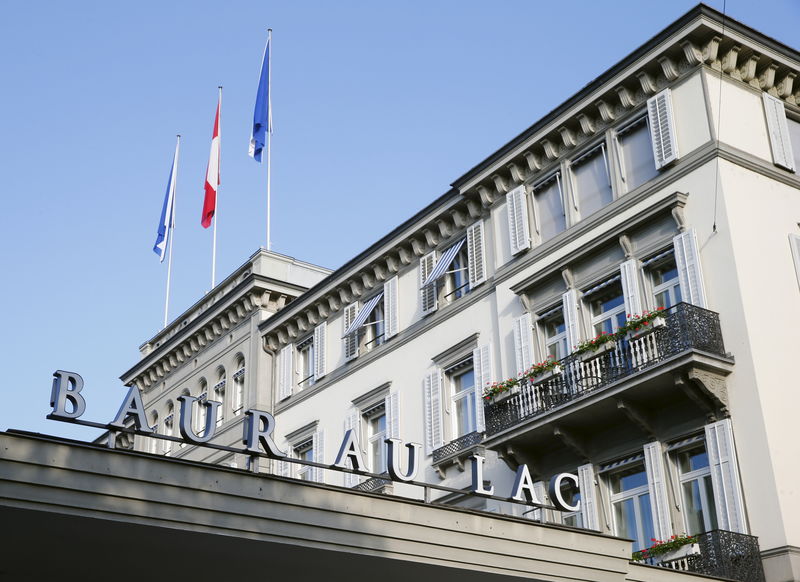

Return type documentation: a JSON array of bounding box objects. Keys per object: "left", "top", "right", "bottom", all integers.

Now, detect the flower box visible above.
[
  {"left": 627, "top": 316, "right": 666, "bottom": 341},
  {"left": 490, "top": 385, "right": 519, "bottom": 403},
  {"left": 657, "top": 543, "right": 699, "bottom": 563},
  {"left": 532, "top": 364, "right": 563, "bottom": 383},
  {"left": 578, "top": 341, "right": 617, "bottom": 362}
]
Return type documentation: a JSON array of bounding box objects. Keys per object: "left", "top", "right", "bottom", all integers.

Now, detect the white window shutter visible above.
[
  {"left": 467, "top": 221, "right": 487, "bottom": 288},
  {"left": 762, "top": 93, "right": 796, "bottom": 171},
  {"left": 313, "top": 322, "right": 327, "bottom": 380},
  {"left": 343, "top": 408, "right": 362, "bottom": 487},
  {"left": 577, "top": 463, "right": 599, "bottom": 530},
  {"left": 277, "top": 458, "right": 291, "bottom": 478},
  {"left": 705, "top": 419, "right": 748, "bottom": 533},
  {"left": 278, "top": 344, "right": 293, "bottom": 401},
  {"left": 343, "top": 302, "right": 360, "bottom": 360},
  {"left": 562, "top": 289, "right": 581, "bottom": 352},
  {"left": 506, "top": 185, "right": 531, "bottom": 255},
  {"left": 673, "top": 229, "right": 708, "bottom": 308},
  {"left": 620, "top": 259, "right": 643, "bottom": 318},
  {"left": 384, "top": 276, "right": 399, "bottom": 339},
  {"left": 312, "top": 430, "right": 325, "bottom": 483},
  {"left": 423, "top": 370, "right": 443, "bottom": 454},
  {"left": 472, "top": 344, "right": 493, "bottom": 433},
  {"left": 420, "top": 252, "right": 438, "bottom": 314},
  {"left": 513, "top": 313, "right": 534, "bottom": 376},
  {"left": 385, "top": 391, "right": 400, "bottom": 440},
  {"left": 643, "top": 441, "right": 673, "bottom": 541},
  {"left": 647, "top": 89, "right": 680, "bottom": 169},
  {"left": 532, "top": 480, "right": 549, "bottom": 522},
  {"left": 790, "top": 234, "right": 800, "bottom": 291}
]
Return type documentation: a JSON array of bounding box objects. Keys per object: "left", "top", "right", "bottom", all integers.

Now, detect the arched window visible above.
[
  {"left": 150, "top": 411, "right": 159, "bottom": 455},
  {"left": 214, "top": 367, "right": 227, "bottom": 427},
  {"left": 195, "top": 379, "right": 208, "bottom": 436},
  {"left": 179, "top": 388, "right": 190, "bottom": 447},
  {"left": 163, "top": 402, "right": 174, "bottom": 455},
  {"left": 233, "top": 356, "right": 245, "bottom": 416}
]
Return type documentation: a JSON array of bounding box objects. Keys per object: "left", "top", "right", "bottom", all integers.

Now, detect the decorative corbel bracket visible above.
[
  {"left": 553, "top": 426, "right": 590, "bottom": 463},
  {"left": 617, "top": 400, "right": 655, "bottom": 439},
  {"left": 524, "top": 150, "right": 543, "bottom": 172},
  {"left": 658, "top": 56, "right": 680, "bottom": 81},
  {"left": 636, "top": 71, "right": 658, "bottom": 95},
  {"left": 596, "top": 100, "right": 616, "bottom": 123}
]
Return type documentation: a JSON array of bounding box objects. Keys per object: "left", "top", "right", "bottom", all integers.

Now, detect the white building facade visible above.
[{"left": 123, "top": 6, "right": 800, "bottom": 582}]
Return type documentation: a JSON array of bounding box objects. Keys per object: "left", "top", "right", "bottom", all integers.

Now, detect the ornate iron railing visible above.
[
  {"left": 638, "top": 530, "right": 765, "bottom": 582},
  {"left": 354, "top": 476, "right": 391, "bottom": 493},
  {"left": 485, "top": 303, "right": 727, "bottom": 437},
  {"left": 432, "top": 431, "right": 484, "bottom": 464}
]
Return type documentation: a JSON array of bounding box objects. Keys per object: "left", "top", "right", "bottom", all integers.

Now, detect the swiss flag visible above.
[{"left": 202, "top": 98, "right": 220, "bottom": 228}]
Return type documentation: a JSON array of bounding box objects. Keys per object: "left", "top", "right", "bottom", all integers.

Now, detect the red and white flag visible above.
[{"left": 201, "top": 97, "right": 221, "bottom": 228}]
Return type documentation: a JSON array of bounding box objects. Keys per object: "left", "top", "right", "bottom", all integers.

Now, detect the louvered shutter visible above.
[
  {"left": 673, "top": 229, "right": 708, "bottom": 308},
  {"left": 343, "top": 302, "right": 360, "bottom": 359},
  {"left": 384, "top": 276, "right": 399, "bottom": 339},
  {"left": 513, "top": 313, "right": 534, "bottom": 376},
  {"left": 343, "top": 408, "right": 361, "bottom": 487},
  {"left": 532, "top": 480, "right": 549, "bottom": 522},
  {"left": 385, "top": 391, "right": 400, "bottom": 439},
  {"left": 312, "top": 430, "right": 325, "bottom": 483},
  {"left": 562, "top": 289, "right": 581, "bottom": 351},
  {"left": 578, "top": 463, "right": 599, "bottom": 530},
  {"left": 472, "top": 344, "right": 493, "bottom": 433},
  {"left": 643, "top": 441, "right": 673, "bottom": 541},
  {"left": 647, "top": 89, "right": 680, "bottom": 169},
  {"left": 277, "top": 458, "right": 291, "bottom": 478},
  {"left": 423, "top": 370, "right": 443, "bottom": 454},
  {"left": 705, "top": 419, "right": 747, "bottom": 533},
  {"left": 313, "top": 322, "right": 327, "bottom": 380},
  {"left": 506, "top": 185, "right": 531, "bottom": 255},
  {"left": 420, "top": 252, "right": 438, "bottom": 314},
  {"left": 278, "top": 344, "right": 293, "bottom": 401},
  {"left": 620, "top": 259, "right": 643, "bottom": 318},
  {"left": 762, "top": 93, "right": 796, "bottom": 171},
  {"left": 790, "top": 234, "right": 800, "bottom": 290},
  {"left": 467, "top": 221, "right": 487, "bottom": 288}
]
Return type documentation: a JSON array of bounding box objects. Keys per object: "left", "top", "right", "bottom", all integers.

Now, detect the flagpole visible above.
[
  {"left": 164, "top": 134, "right": 181, "bottom": 329},
  {"left": 212, "top": 86, "right": 222, "bottom": 288},
  {"left": 266, "top": 28, "right": 272, "bottom": 251}
]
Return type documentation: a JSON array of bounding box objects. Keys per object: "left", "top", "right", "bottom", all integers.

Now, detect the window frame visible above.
[
  {"left": 446, "top": 357, "right": 477, "bottom": 439},
  {"left": 584, "top": 277, "right": 627, "bottom": 336},
  {"left": 568, "top": 140, "right": 615, "bottom": 222},
  {"left": 295, "top": 335, "right": 315, "bottom": 390},
  {"left": 536, "top": 305, "right": 568, "bottom": 362},
  {"left": 607, "top": 463, "right": 656, "bottom": 552},
  {"left": 613, "top": 114, "right": 659, "bottom": 194},
  {"left": 644, "top": 250, "right": 682, "bottom": 311},
  {"left": 673, "top": 441, "right": 718, "bottom": 535}
]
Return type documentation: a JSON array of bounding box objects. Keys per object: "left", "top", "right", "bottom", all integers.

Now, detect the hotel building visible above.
[{"left": 118, "top": 5, "right": 800, "bottom": 581}]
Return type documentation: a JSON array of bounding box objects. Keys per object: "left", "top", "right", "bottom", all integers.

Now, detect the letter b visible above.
[{"left": 49, "top": 370, "right": 87, "bottom": 420}]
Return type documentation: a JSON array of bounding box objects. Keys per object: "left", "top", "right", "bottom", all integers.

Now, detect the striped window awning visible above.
[
  {"left": 641, "top": 248, "right": 675, "bottom": 267},
  {"left": 598, "top": 453, "right": 644, "bottom": 474},
  {"left": 342, "top": 293, "right": 384, "bottom": 338},
  {"left": 583, "top": 274, "right": 621, "bottom": 297},
  {"left": 421, "top": 238, "right": 465, "bottom": 288},
  {"left": 666, "top": 433, "right": 704, "bottom": 451}
]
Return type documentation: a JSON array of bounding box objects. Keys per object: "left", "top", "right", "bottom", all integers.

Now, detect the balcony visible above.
[
  {"left": 484, "top": 304, "right": 732, "bottom": 456},
  {"left": 636, "top": 530, "right": 765, "bottom": 582}
]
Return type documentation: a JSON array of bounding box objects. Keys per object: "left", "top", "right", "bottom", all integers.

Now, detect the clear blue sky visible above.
[{"left": 1, "top": 1, "right": 797, "bottom": 440}]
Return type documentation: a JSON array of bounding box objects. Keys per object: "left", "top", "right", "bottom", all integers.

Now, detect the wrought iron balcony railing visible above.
[
  {"left": 485, "top": 303, "right": 727, "bottom": 437},
  {"left": 432, "top": 431, "right": 484, "bottom": 464},
  {"left": 637, "top": 530, "right": 765, "bottom": 582}
]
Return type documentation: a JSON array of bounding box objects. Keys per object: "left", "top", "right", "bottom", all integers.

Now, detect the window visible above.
[
  {"left": 213, "top": 367, "right": 226, "bottom": 427},
  {"left": 149, "top": 412, "right": 159, "bottom": 454},
  {"left": 294, "top": 439, "right": 314, "bottom": 481},
  {"left": 533, "top": 173, "right": 567, "bottom": 242},
  {"left": 364, "top": 402, "right": 387, "bottom": 474},
  {"left": 646, "top": 252, "right": 682, "bottom": 309},
  {"left": 571, "top": 144, "right": 613, "bottom": 219},
  {"left": 676, "top": 444, "right": 718, "bottom": 535},
  {"left": 558, "top": 477, "right": 583, "bottom": 528},
  {"left": 609, "top": 464, "right": 656, "bottom": 552},
  {"left": 539, "top": 307, "right": 568, "bottom": 360},
  {"left": 616, "top": 116, "right": 658, "bottom": 192},
  {"left": 163, "top": 403, "right": 174, "bottom": 456},
  {"left": 420, "top": 221, "right": 486, "bottom": 314},
  {"left": 194, "top": 380, "right": 208, "bottom": 436},
  {"left": 787, "top": 117, "right": 800, "bottom": 171},
  {"left": 232, "top": 357, "right": 245, "bottom": 416},
  {"left": 296, "top": 336, "right": 315, "bottom": 389},
  {"left": 448, "top": 360, "right": 477, "bottom": 438},
  {"left": 586, "top": 279, "right": 626, "bottom": 335}
]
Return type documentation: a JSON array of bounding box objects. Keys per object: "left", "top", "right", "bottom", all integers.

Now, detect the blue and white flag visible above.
[
  {"left": 249, "top": 31, "right": 273, "bottom": 162},
  {"left": 153, "top": 139, "right": 180, "bottom": 262}
]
